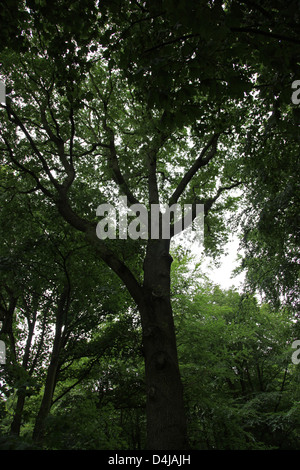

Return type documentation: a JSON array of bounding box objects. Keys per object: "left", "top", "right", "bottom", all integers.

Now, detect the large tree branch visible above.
[
  {"left": 40, "top": 104, "right": 75, "bottom": 191},
  {"left": 169, "top": 133, "right": 220, "bottom": 206},
  {"left": 147, "top": 126, "right": 169, "bottom": 205},
  {"left": 142, "top": 16, "right": 299, "bottom": 56},
  {"left": 230, "top": 26, "right": 300, "bottom": 45},
  {"left": 69, "top": 106, "right": 75, "bottom": 166},
  {"left": 0, "top": 134, "right": 54, "bottom": 199},
  {"left": 86, "top": 225, "right": 145, "bottom": 309},
  {"left": 88, "top": 71, "right": 141, "bottom": 206},
  {"left": 4, "top": 101, "right": 61, "bottom": 191},
  {"left": 202, "top": 180, "right": 243, "bottom": 215},
  {"left": 55, "top": 196, "right": 144, "bottom": 308},
  {"left": 147, "top": 147, "right": 159, "bottom": 205},
  {"left": 2, "top": 102, "right": 144, "bottom": 308},
  {"left": 102, "top": 108, "right": 141, "bottom": 206},
  {"left": 168, "top": 179, "right": 242, "bottom": 238}
]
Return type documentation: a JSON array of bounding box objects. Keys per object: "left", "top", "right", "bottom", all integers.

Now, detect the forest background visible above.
[{"left": 0, "top": 0, "right": 299, "bottom": 451}]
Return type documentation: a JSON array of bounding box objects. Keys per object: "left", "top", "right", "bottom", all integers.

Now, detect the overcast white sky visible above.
[
  {"left": 202, "top": 236, "right": 246, "bottom": 291},
  {"left": 172, "top": 227, "right": 246, "bottom": 292}
]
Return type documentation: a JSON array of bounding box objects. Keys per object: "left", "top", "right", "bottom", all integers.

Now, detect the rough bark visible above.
[{"left": 140, "top": 239, "right": 188, "bottom": 450}]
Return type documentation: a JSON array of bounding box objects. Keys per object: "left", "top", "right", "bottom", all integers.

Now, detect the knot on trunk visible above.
[
  {"left": 154, "top": 350, "right": 167, "bottom": 370},
  {"left": 151, "top": 290, "right": 164, "bottom": 298},
  {"left": 148, "top": 385, "right": 156, "bottom": 399},
  {"left": 143, "top": 325, "right": 157, "bottom": 338}
]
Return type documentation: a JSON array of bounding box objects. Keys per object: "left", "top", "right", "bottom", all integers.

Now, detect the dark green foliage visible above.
[
  {"left": 1, "top": 270, "right": 298, "bottom": 450},
  {"left": 175, "top": 284, "right": 300, "bottom": 450},
  {"left": 0, "top": 0, "right": 299, "bottom": 450}
]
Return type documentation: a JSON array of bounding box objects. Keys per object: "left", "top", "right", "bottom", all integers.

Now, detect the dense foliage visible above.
[
  {"left": 0, "top": 0, "right": 299, "bottom": 450},
  {"left": 0, "top": 254, "right": 299, "bottom": 449}
]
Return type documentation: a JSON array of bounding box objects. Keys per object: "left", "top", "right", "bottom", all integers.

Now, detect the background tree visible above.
[
  {"left": 1, "top": 244, "right": 299, "bottom": 450},
  {"left": 173, "top": 277, "right": 300, "bottom": 450},
  {"left": 0, "top": 166, "right": 136, "bottom": 447},
  {"left": 0, "top": 0, "right": 299, "bottom": 450}
]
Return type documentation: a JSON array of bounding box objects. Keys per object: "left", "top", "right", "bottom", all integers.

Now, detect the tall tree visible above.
[
  {"left": 0, "top": 166, "right": 129, "bottom": 443},
  {"left": 175, "top": 281, "right": 299, "bottom": 449},
  {"left": 0, "top": 0, "right": 299, "bottom": 449}
]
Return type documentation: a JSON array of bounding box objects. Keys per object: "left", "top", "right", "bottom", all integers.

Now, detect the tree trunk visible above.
[
  {"left": 32, "top": 285, "right": 68, "bottom": 445},
  {"left": 10, "top": 305, "right": 37, "bottom": 436},
  {"left": 0, "top": 292, "right": 17, "bottom": 362},
  {"left": 140, "top": 239, "right": 188, "bottom": 450},
  {"left": 10, "top": 391, "right": 26, "bottom": 436},
  {"left": 58, "top": 204, "right": 188, "bottom": 449}
]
